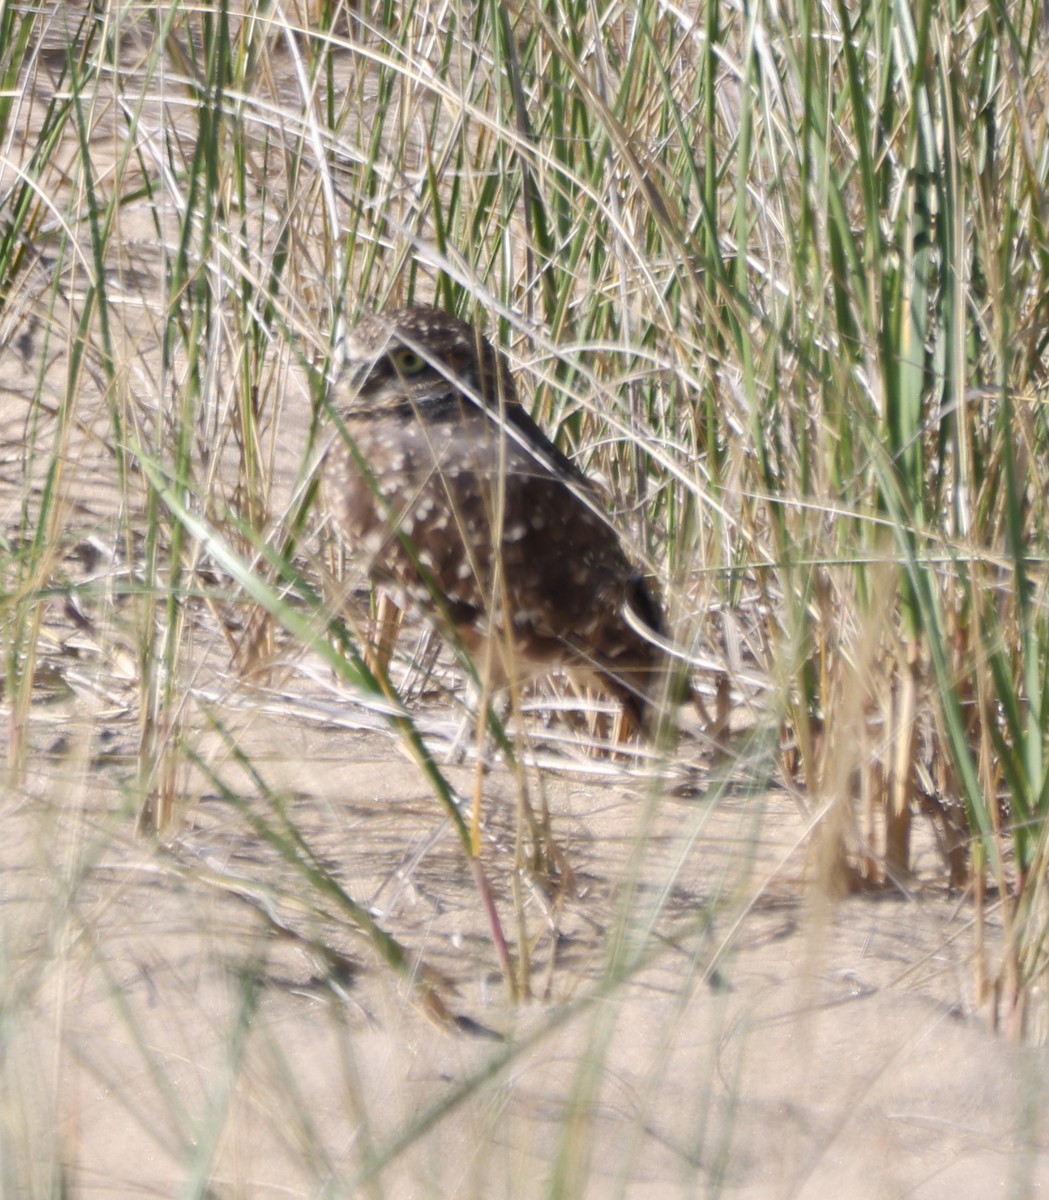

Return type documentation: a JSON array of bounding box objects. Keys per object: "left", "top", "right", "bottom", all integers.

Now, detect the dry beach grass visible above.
[{"left": 4, "top": 0, "right": 1049, "bottom": 1195}]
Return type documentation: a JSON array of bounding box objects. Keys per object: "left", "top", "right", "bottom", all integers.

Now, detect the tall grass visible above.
[{"left": 3, "top": 0, "right": 1049, "bottom": 1192}]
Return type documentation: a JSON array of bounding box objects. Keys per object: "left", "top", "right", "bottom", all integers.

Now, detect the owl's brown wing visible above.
[{"left": 502, "top": 402, "right": 596, "bottom": 493}]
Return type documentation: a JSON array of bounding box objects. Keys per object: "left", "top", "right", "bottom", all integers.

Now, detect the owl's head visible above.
[{"left": 338, "top": 307, "right": 517, "bottom": 416}]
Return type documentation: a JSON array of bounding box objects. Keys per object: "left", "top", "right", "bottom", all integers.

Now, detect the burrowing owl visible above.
[{"left": 325, "top": 306, "right": 679, "bottom": 737}]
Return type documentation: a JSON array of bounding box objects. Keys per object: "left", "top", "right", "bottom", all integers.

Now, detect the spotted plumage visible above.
[{"left": 325, "top": 305, "right": 677, "bottom": 736}]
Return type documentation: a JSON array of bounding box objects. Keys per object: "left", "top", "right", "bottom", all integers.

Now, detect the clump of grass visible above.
[{"left": 5, "top": 0, "right": 1049, "bottom": 1192}]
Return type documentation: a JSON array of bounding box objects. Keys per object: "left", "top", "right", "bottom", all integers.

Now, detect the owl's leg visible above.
[
  {"left": 584, "top": 683, "right": 618, "bottom": 749},
  {"left": 610, "top": 704, "right": 633, "bottom": 746},
  {"left": 368, "top": 588, "right": 403, "bottom": 673},
  {"left": 558, "top": 674, "right": 632, "bottom": 755}
]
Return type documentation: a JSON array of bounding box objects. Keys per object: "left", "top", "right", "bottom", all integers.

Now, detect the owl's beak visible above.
[{"left": 345, "top": 358, "right": 373, "bottom": 391}]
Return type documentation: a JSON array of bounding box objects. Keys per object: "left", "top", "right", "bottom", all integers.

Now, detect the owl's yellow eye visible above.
[{"left": 391, "top": 348, "right": 426, "bottom": 375}]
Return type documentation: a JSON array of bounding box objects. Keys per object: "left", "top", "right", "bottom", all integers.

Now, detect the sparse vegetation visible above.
[{"left": 4, "top": 0, "right": 1049, "bottom": 1193}]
